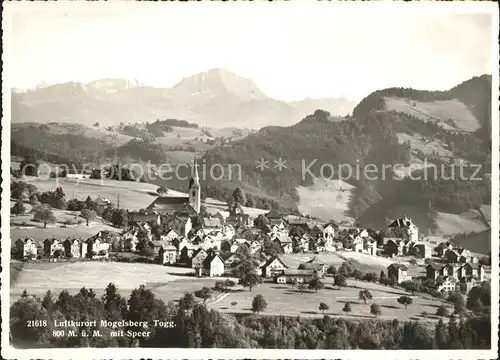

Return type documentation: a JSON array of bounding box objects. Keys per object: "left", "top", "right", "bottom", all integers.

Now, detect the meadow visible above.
[{"left": 209, "top": 278, "right": 452, "bottom": 322}]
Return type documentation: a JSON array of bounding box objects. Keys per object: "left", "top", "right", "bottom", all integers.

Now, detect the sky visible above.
[{"left": 6, "top": 2, "right": 497, "bottom": 101}]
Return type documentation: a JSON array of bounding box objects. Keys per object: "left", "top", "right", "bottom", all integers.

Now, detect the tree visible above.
[
  {"left": 157, "top": 186, "right": 168, "bottom": 195},
  {"left": 327, "top": 265, "right": 337, "bottom": 276},
  {"left": 297, "top": 283, "right": 306, "bottom": 294},
  {"left": 334, "top": 274, "right": 347, "bottom": 289},
  {"left": 223, "top": 279, "right": 236, "bottom": 291},
  {"left": 436, "top": 305, "right": 449, "bottom": 317},
  {"left": 231, "top": 301, "right": 238, "bottom": 308},
  {"left": 19, "top": 155, "right": 39, "bottom": 177},
  {"left": 245, "top": 196, "right": 255, "bottom": 208},
  {"left": 401, "top": 280, "right": 419, "bottom": 295},
  {"left": 370, "top": 303, "right": 382, "bottom": 317},
  {"left": 434, "top": 318, "right": 449, "bottom": 349},
  {"left": 342, "top": 302, "right": 352, "bottom": 315},
  {"left": 379, "top": 270, "right": 387, "bottom": 284},
  {"left": 195, "top": 287, "right": 212, "bottom": 305},
  {"left": 111, "top": 209, "right": 128, "bottom": 228},
  {"left": 214, "top": 281, "right": 225, "bottom": 293},
  {"left": 11, "top": 200, "right": 27, "bottom": 215},
  {"left": 80, "top": 209, "right": 96, "bottom": 226},
  {"left": 238, "top": 272, "right": 262, "bottom": 292},
  {"left": 466, "top": 282, "right": 490, "bottom": 310},
  {"left": 93, "top": 122, "right": 100, "bottom": 127},
  {"left": 232, "top": 187, "right": 246, "bottom": 206},
  {"left": 178, "top": 293, "right": 196, "bottom": 311},
  {"left": 251, "top": 294, "right": 267, "bottom": 313},
  {"left": 352, "top": 269, "right": 364, "bottom": 280},
  {"left": 363, "top": 272, "right": 379, "bottom": 283},
  {"left": 409, "top": 258, "right": 418, "bottom": 266},
  {"left": 102, "top": 283, "right": 128, "bottom": 322},
  {"left": 308, "top": 277, "right": 325, "bottom": 292},
  {"left": 33, "top": 205, "right": 56, "bottom": 228},
  {"left": 453, "top": 294, "right": 466, "bottom": 315},
  {"left": 319, "top": 302, "right": 329, "bottom": 314},
  {"left": 10, "top": 295, "right": 50, "bottom": 343},
  {"left": 290, "top": 278, "right": 298, "bottom": 288},
  {"left": 397, "top": 295, "right": 413, "bottom": 309},
  {"left": 358, "top": 290, "right": 373, "bottom": 304}
]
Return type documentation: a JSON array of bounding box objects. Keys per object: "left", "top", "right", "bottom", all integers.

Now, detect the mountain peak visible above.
[{"left": 172, "top": 68, "right": 268, "bottom": 101}]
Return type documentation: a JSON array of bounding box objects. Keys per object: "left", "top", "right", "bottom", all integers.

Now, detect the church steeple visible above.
[{"left": 189, "top": 158, "right": 201, "bottom": 214}]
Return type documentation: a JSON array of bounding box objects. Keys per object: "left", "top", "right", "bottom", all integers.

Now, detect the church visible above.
[{"left": 146, "top": 160, "right": 201, "bottom": 215}]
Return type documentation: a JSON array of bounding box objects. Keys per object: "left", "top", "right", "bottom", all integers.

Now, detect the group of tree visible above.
[{"left": 11, "top": 283, "right": 491, "bottom": 349}]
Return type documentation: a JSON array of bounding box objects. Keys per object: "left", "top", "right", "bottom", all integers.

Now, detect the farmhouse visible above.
[
  {"left": 223, "top": 253, "right": 240, "bottom": 268},
  {"left": 201, "top": 253, "right": 225, "bottom": 277},
  {"left": 63, "top": 238, "right": 87, "bottom": 258},
  {"left": 462, "top": 262, "right": 484, "bottom": 281},
  {"left": 127, "top": 212, "right": 161, "bottom": 226},
  {"left": 191, "top": 248, "right": 208, "bottom": 269},
  {"left": 426, "top": 263, "right": 448, "bottom": 280},
  {"left": 409, "top": 243, "right": 432, "bottom": 259},
  {"left": 159, "top": 244, "right": 178, "bottom": 265},
  {"left": 275, "top": 269, "right": 316, "bottom": 284},
  {"left": 387, "top": 263, "right": 411, "bottom": 284},
  {"left": 260, "top": 256, "right": 289, "bottom": 278},
  {"left": 43, "top": 238, "right": 65, "bottom": 258},
  {"left": 298, "top": 257, "right": 327, "bottom": 277},
  {"left": 437, "top": 276, "right": 458, "bottom": 292},
  {"left": 388, "top": 214, "right": 419, "bottom": 242},
  {"left": 15, "top": 237, "right": 38, "bottom": 260}
]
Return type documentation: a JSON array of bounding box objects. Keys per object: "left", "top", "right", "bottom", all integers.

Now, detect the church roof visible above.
[{"left": 147, "top": 196, "right": 189, "bottom": 214}]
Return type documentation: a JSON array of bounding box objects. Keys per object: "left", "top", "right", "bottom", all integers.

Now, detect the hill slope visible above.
[{"left": 12, "top": 68, "right": 356, "bottom": 129}]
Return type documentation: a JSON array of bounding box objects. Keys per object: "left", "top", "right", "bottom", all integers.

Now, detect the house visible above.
[
  {"left": 275, "top": 269, "right": 316, "bottom": 284},
  {"left": 159, "top": 244, "right": 178, "bottom": 265},
  {"left": 15, "top": 237, "right": 38, "bottom": 260},
  {"left": 85, "top": 237, "right": 110, "bottom": 258},
  {"left": 265, "top": 210, "right": 285, "bottom": 228},
  {"left": 201, "top": 235, "right": 222, "bottom": 251},
  {"left": 201, "top": 253, "right": 225, "bottom": 277},
  {"left": 43, "top": 238, "right": 65, "bottom": 258},
  {"left": 387, "top": 263, "right": 411, "bottom": 284},
  {"left": 149, "top": 240, "right": 164, "bottom": 255},
  {"left": 446, "top": 263, "right": 463, "bottom": 279},
  {"left": 160, "top": 229, "right": 179, "bottom": 243},
  {"left": 343, "top": 234, "right": 363, "bottom": 250},
  {"left": 426, "top": 263, "right": 447, "bottom": 280},
  {"left": 402, "top": 240, "right": 415, "bottom": 256},
  {"left": 260, "top": 256, "right": 289, "bottom": 278},
  {"left": 179, "top": 244, "right": 198, "bottom": 263},
  {"left": 456, "top": 248, "right": 472, "bottom": 263},
  {"left": 202, "top": 216, "right": 223, "bottom": 232},
  {"left": 443, "top": 249, "right": 460, "bottom": 264},
  {"left": 298, "top": 256, "right": 327, "bottom": 277},
  {"left": 63, "top": 238, "right": 87, "bottom": 258},
  {"left": 462, "top": 262, "right": 484, "bottom": 281},
  {"left": 169, "top": 214, "right": 193, "bottom": 237},
  {"left": 437, "top": 276, "right": 458, "bottom": 293},
  {"left": 323, "top": 223, "right": 338, "bottom": 238},
  {"left": 410, "top": 243, "right": 432, "bottom": 259},
  {"left": 363, "top": 237, "right": 377, "bottom": 256},
  {"left": 121, "top": 229, "right": 140, "bottom": 251},
  {"left": 191, "top": 248, "right": 208, "bottom": 269},
  {"left": 435, "top": 241, "right": 454, "bottom": 257},
  {"left": 223, "top": 253, "right": 240, "bottom": 268},
  {"left": 388, "top": 214, "right": 419, "bottom": 242}
]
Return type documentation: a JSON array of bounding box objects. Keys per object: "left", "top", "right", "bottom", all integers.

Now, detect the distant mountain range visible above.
[{"left": 11, "top": 68, "right": 356, "bottom": 129}]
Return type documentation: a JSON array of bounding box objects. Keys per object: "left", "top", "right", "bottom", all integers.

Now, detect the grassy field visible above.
[
  {"left": 10, "top": 261, "right": 235, "bottom": 307},
  {"left": 209, "top": 278, "right": 451, "bottom": 322},
  {"left": 384, "top": 97, "right": 480, "bottom": 132},
  {"left": 11, "top": 259, "right": 449, "bottom": 322},
  {"left": 296, "top": 178, "right": 355, "bottom": 222}
]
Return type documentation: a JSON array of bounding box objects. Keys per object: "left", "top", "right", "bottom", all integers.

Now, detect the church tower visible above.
[{"left": 189, "top": 159, "right": 201, "bottom": 214}]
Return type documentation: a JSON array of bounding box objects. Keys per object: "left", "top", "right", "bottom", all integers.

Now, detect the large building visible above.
[{"left": 146, "top": 160, "right": 201, "bottom": 215}]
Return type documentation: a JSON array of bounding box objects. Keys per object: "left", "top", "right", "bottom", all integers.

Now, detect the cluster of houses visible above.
[
  {"left": 425, "top": 241, "right": 484, "bottom": 293},
  {"left": 14, "top": 231, "right": 113, "bottom": 260},
  {"left": 12, "top": 161, "right": 488, "bottom": 291}
]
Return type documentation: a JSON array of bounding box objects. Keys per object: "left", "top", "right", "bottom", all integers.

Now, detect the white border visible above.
[{"left": 1, "top": 1, "right": 498, "bottom": 359}]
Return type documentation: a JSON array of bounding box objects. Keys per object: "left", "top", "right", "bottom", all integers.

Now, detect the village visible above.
[{"left": 12, "top": 161, "right": 489, "bottom": 317}]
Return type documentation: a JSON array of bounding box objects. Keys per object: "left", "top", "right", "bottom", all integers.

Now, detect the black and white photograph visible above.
[{"left": 1, "top": 1, "right": 498, "bottom": 358}]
